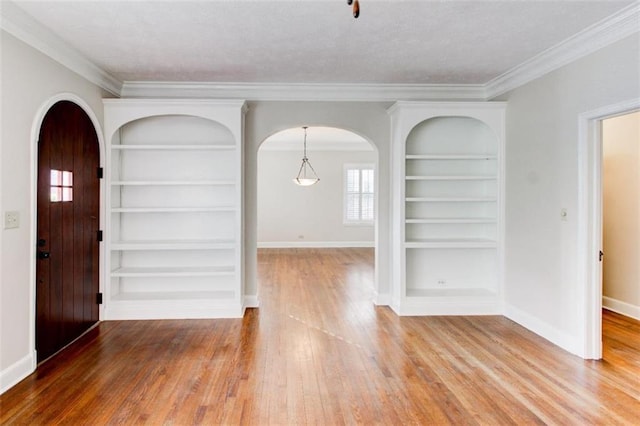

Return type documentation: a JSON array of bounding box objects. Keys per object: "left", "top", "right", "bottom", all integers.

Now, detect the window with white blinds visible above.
[{"left": 344, "top": 164, "right": 375, "bottom": 224}]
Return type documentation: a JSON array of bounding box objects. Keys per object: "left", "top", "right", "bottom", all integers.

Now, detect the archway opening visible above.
[{"left": 256, "top": 126, "right": 379, "bottom": 315}]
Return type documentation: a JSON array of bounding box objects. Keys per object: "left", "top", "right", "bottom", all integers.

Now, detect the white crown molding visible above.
[
  {"left": 485, "top": 3, "right": 640, "bottom": 99},
  {"left": 120, "top": 81, "right": 486, "bottom": 102},
  {"left": 0, "top": 1, "right": 122, "bottom": 96}
]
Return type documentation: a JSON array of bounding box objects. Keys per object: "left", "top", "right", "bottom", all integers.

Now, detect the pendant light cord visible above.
[
  {"left": 294, "top": 126, "right": 319, "bottom": 185},
  {"left": 303, "top": 126, "right": 308, "bottom": 160},
  {"left": 295, "top": 126, "right": 319, "bottom": 181}
]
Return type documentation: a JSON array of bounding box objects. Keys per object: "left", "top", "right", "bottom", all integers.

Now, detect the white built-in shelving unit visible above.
[
  {"left": 103, "top": 99, "right": 247, "bottom": 319},
  {"left": 389, "top": 102, "right": 506, "bottom": 315}
]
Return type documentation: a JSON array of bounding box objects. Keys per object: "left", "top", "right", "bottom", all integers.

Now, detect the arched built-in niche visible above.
[
  {"left": 103, "top": 100, "right": 247, "bottom": 320},
  {"left": 389, "top": 102, "right": 505, "bottom": 316}
]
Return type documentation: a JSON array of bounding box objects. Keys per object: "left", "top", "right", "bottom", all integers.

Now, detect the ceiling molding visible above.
[
  {"left": 120, "top": 81, "right": 487, "bottom": 102},
  {"left": 485, "top": 3, "right": 640, "bottom": 99},
  {"left": 0, "top": 1, "right": 122, "bottom": 96}
]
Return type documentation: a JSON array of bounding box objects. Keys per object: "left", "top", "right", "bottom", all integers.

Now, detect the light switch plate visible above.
[{"left": 4, "top": 211, "right": 19, "bottom": 229}]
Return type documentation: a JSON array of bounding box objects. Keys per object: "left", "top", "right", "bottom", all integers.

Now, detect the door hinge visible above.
[
  {"left": 97, "top": 230, "right": 103, "bottom": 242},
  {"left": 97, "top": 167, "right": 104, "bottom": 179},
  {"left": 599, "top": 250, "right": 604, "bottom": 262},
  {"left": 96, "top": 292, "right": 103, "bottom": 305}
]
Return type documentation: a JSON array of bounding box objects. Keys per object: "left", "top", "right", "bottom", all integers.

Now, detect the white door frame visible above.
[{"left": 577, "top": 98, "right": 640, "bottom": 359}]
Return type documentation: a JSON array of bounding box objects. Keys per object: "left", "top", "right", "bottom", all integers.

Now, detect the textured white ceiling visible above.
[{"left": 11, "top": 0, "right": 634, "bottom": 84}]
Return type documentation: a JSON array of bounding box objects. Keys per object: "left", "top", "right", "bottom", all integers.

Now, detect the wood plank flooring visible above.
[{"left": 1, "top": 248, "right": 639, "bottom": 424}]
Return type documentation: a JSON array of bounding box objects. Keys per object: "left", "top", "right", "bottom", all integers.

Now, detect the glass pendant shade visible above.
[{"left": 293, "top": 127, "right": 319, "bottom": 186}]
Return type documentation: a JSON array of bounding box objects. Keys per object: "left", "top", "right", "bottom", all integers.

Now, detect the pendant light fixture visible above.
[
  {"left": 293, "top": 126, "right": 320, "bottom": 186},
  {"left": 347, "top": 0, "right": 360, "bottom": 18}
]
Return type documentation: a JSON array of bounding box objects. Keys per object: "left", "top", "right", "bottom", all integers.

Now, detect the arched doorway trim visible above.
[
  {"left": 28, "top": 93, "right": 106, "bottom": 365},
  {"left": 254, "top": 123, "right": 383, "bottom": 306}
]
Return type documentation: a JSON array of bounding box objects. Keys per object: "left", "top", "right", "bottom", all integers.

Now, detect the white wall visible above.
[
  {"left": 258, "top": 149, "right": 375, "bottom": 246},
  {"left": 499, "top": 34, "right": 640, "bottom": 355},
  {"left": 602, "top": 111, "right": 640, "bottom": 319},
  {"left": 0, "top": 31, "right": 107, "bottom": 392},
  {"left": 245, "top": 101, "right": 392, "bottom": 303},
  {"left": 1, "top": 17, "right": 635, "bottom": 398}
]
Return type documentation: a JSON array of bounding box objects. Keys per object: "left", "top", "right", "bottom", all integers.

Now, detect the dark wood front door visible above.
[{"left": 36, "top": 100, "right": 100, "bottom": 362}]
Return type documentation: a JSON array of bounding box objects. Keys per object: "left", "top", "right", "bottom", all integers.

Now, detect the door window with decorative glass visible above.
[{"left": 50, "top": 169, "right": 73, "bottom": 202}]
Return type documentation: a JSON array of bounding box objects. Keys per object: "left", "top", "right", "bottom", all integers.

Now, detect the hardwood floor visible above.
[{"left": 1, "top": 248, "right": 639, "bottom": 424}]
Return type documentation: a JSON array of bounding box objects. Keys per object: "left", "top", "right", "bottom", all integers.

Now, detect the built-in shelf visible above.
[
  {"left": 405, "top": 154, "right": 496, "bottom": 160},
  {"left": 105, "top": 100, "right": 247, "bottom": 320},
  {"left": 111, "top": 239, "right": 236, "bottom": 251},
  {"left": 112, "top": 290, "right": 235, "bottom": 302},
  {"left": 406, "top": 217, "right": 496, "bottom": 224},
  {"left": 111, "top": 206, "right": 236, "bottom": 213},
  {"left": 404, "top": 238, "right": 497, "bottom": 248},
  {"left": 406, "top": 197, "right": 498, "bottom": 202},
  {"left": 111, "top": 266, "right": 235, "bottom": 277},
  {"left": 406, "top": 175, "right": 496, "bottom": 181},
  {"left": 111, "top": 180, "right": 236, "bottom": 186},
  {"left": 406, "top": 288, "right": 497, "bottom": 298},
  {"left": 391, "top": 103, "right": 504, "bottom": 316},
  {"left": 112, "top": 144, "right": 234, "bottom": 151}
]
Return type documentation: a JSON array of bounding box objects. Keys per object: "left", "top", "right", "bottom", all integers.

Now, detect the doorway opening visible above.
[
  {"left": 601, "top": 111, "right": 640, "bottom": 359},
  {"left": 579, "top": 99, "right": 639, "bottom": 359},
  {"left": 35, "top": 99, "right": 102, "bottom": 362},
  {"left": 257, "top": 126, "right": 379, "bottom": 310}
]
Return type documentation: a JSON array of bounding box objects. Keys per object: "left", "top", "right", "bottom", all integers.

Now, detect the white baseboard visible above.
[
  {"left": 373, "top": 292, "right": 391, "bottom": 306},
  {"left": 244, "top": 295, "right": 260, "bottom": 309},
  {"left": 257, "top": 241, "right": 374, "bottom": 248},
  {"left": 398, "top": 299, "right": 502, "bottom": 316},
  {"left": 0, "top": 351, "right": 36, "bottom": 395},
  {"left": 603, "top": 296, "right": 640, "bottom": 321},
  {"left": 389, "top": 296, "right": 402, "bottom": 315},
  {"left": 104, "top": 300, "right": 245, "bottom": 320},
  {"left": 504, "top": 303, "right": 581, "bottom": 357}
]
